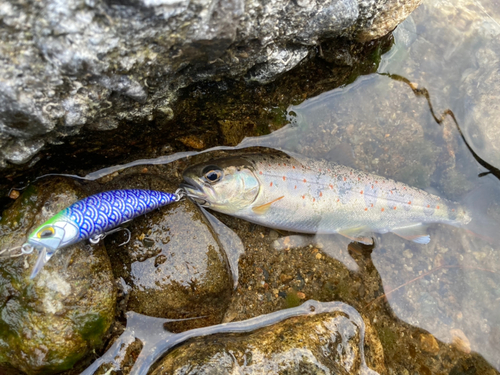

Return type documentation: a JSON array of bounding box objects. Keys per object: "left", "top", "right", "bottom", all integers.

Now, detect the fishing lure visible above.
[{"left": 2, "top": 189, "right": 184, "bottom": 279}]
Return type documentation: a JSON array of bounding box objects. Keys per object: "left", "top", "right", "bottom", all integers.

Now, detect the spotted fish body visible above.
[
  {"left": 183, "top": 153, "right": 471, "bottom": 244},
  {"left": 26, "top": 189, "right": 178, "bottom": 278}
]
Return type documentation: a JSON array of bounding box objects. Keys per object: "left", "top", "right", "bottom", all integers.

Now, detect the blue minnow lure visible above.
[{"left": 17, "top": 189, "right": 182, "bottom": 279}]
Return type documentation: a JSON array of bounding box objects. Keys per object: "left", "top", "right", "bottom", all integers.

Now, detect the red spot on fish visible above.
[
  {"left": 390, "top": 191, "right": 393, "bottom": 194},
  {"left": 371, "top": 185, "right": 374, "bottom": 189},
  {"left": 360, "top": 190, "right": 363, "bottom": 194},
  {"left": 303, "top": 179, "right": 307, "bottom": 183},
  {"left": 319, "top": 192, "right": 323, "bottom": 197},
  {"left": 427, "top": 204, "right": 430, "bottom": 208},
  {"left": 343, "top": 177, "right": 346, "bottom": 182},
  {"left": 370, "top": 203, "right": 374, "bottom": 207},
  {"left": 381, "top": 208, "right": 385, "bottom": 212},
  {"left": 408, "top": 201, "right": 412, "bottom": 205},
  {"left": 259, "top": 171, "right": 263, "bottom": 175},
  {"left": 350, "top": 171, "right": 352, "bottom": 175},
  {"left": 364, "top": 208, "right": 368, "bottom": 211},
  {"left": 337, "top": 199, "right": 340, "bottom": 202},
  {"left": 284, "top": 163, "right": 286, "bottom": 166},
  {"left": 295, "top": 185, "right": 297, "bottom": 189},
  {"left": 278, "top": 163, "right": 281, "bottom": 166},
  {"left": 328, "top": 169, "right": 331, "bottom": 172},
  {"left": 302, "top": 195, "right": 305, "bottom": 199},
  {"left": 313, "top": 198, "right": 316, "bottom": 202},
  {"left": 329, "top": 184, "right": 334, "bottom": 189},
  {"left": 403, "top": 187, "right": 407, "bottom": 190},
  {"left": 393, "top": 206, "right": 397, "bottom": 210},
  {"left": 358, "top": 177, "right": 360, "bottom": 181},
  {"left": 437, "top": 206, "right": 440, "bottom": 209},
  {"left": 452, "top": 209, "right": 455, "bottom": 212},
  {"left": 283, "top": 176, "right": 286, "bottom": 181},
  {"left": 270, "top": 182, "right": 273, "bottom": 187},
  {"left": 293, "top": 166, "right": 296, "bottom": 169},
  {"left": 375, "top": 181, "right": 378, "bottom": 184}
]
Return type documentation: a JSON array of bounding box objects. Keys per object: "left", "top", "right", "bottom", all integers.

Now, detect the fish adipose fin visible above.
[
  {"left": 337, "top": 227, "right": 373, "bottom": 245},
  {"left": 252, "top": 196, "right": 284, "bottom": 215},
  {"left": 392, "top": 225, "right": 430, "bottom": 244}
]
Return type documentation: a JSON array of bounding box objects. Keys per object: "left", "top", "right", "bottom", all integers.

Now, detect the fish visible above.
[
  {"left": 20, "top": 189, "right": 180, "bottom": 279},
  {"left": 182, "top": 152, "right": 485, "bottom": 246}
]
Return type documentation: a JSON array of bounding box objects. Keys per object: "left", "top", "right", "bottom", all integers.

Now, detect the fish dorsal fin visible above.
[
  {"left": 337, "top": 227, "right": 374, "bottom": 245},
  {"left": 392, "top": 225, "right": 430, "bottom": 244},
  {"left": 252, "top": 196, "right": 284, "bottom": 215}
]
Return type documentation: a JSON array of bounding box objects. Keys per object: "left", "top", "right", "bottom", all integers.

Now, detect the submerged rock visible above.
[
  {"left": 150, "top": 305, "right": 385, "bottom": 374},
  {"left": 0, "top": 0, "right": 422, "bottom": 169},
  {"left": 105, "top": 173, "right": 233, "bottom": 331},
  {"left": 0, "top": 178, "right": 116, "bottom": 374}
]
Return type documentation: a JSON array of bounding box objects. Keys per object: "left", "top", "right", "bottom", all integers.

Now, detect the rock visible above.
[
  {"left": 150, "top": 307, "right": 385, "bottom": 374},
  {"left": 0, "top": 0, "right": 422, "bottom": 169},
  {"left": 105, "top": 173, "right": 233, "bottom": 331},
  {"left": 0, "top": 178, "right": 116, "bottom": 374},
  {"left": 420, "top": 333, "right": 440, "bottom": 355}
]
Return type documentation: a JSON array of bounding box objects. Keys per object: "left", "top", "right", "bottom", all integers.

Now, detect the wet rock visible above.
[
  {"left": 150, "top": 309, "right": 385, "bottom": 374},
  {"left": 105, "top": 174, "right": 233, "bottom": 331},
  {"left": 0, "top": 0, "right": 422, "bottom": 169},
  {"left": 0, "top": 178, "right": 116, "bottom": 374}
]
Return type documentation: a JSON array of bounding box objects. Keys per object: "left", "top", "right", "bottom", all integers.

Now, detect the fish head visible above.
[
  {"left": 182, "top": 157, "right": 261, "bottom": 214},
  {"left": 27, "top": 214, "right": 79, "bottom": 252}
]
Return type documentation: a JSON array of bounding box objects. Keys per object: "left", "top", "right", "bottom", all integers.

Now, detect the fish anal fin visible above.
[
  {"left": 392, "top": 225, "right": 430, "bottom": 244},
  {"left": 337, "top": 227, "right": 374, "bottom": 245},
  {"left": 252, "top": 196, "right": 284, "bottom": 215}
]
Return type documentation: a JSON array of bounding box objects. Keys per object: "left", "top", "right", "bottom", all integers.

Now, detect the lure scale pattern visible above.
[{"left": 62, "top": 190, "right": 177, "bottom": 241}]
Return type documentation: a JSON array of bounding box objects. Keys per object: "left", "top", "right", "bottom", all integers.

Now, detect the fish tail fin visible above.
[
  {"left": 460, "top": 185, "right": 500, "bottom": 243},
  {"left": 30, "top": 248, "right": 53, "bottom": 279}
]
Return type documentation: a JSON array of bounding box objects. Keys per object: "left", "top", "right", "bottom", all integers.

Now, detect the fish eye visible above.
[
  {"left": 202, "top": 167, "right": 223, "bottom": 183},
  {"left": 37, "top": 227, "right": 55, "bottom": 239}
]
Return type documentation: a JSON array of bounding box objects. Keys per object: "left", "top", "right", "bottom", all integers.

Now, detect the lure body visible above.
[{"left": 26, "top": 189, "right": 178, "bottom": 278}]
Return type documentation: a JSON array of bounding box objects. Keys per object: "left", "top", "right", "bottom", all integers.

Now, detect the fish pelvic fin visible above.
[
  {"left": 30, "top": 247, "right": 54, "bottom": 279},
  {"left": 252, "top": 196, "right": 284, "bottom": 215},
  {"left": 337, "top": 227, "right": 374, "bottom": 245},
  {"left": 392, "top": 225, "right": 430, "bottom": 244}
]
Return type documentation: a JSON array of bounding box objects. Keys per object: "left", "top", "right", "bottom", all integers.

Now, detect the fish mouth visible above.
[{"left": 180, "top": 177, "right": 209, "bottom": 206}]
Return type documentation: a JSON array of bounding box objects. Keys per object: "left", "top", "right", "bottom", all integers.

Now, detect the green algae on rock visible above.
[{"left": 0, "top": 178, "right": 116, "bottom": 374}]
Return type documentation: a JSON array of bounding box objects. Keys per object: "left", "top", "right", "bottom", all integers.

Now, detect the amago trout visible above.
[{"left": 182, "top": 152, "right": 478, "bottom": 245}]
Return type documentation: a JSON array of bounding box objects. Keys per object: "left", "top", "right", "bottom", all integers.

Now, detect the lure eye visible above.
[
  {"left": 202, "top": 167, "right": 223, "bottom": 184},
  {"left": 37, "top": 227, "right": 55, "bottom": 239}
]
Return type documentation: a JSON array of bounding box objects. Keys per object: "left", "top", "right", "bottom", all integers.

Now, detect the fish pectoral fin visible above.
[
  {"left": 392, "top": 225, "right": 430, "bottom": 244},
  {"left": 337, "top": 227, "right": 374, "bottom": 245},
  {"left": 252, "top": 196, "right": 284, "bottom": 215}
]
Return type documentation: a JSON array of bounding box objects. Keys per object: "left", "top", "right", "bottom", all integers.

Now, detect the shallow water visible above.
[{"left": 77, "top": 0, "right": 500, "bottom": 371}]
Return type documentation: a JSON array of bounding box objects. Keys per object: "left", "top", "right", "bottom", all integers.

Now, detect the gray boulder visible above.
[{"left": 0, "top": 0, "right": 421, "bottom": 168}]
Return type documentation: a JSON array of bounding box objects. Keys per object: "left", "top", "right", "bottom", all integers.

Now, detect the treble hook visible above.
[
  {"left": 0, "top": 243, "right": 34, "bottom": 259},
  {"left": 89, "top": 227, "right": 132, "bottom": 247}
]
